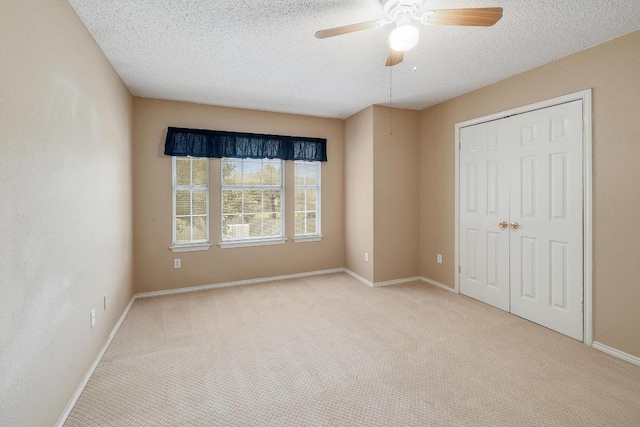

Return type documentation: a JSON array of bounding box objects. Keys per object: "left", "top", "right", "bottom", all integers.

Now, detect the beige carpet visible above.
[{"left": 65, "top": 273, "right": 640, "bottom": 426}]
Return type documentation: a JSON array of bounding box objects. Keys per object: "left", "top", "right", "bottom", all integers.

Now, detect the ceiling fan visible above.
[{"left": 315, "top": 0, "right": 503, "bottom": 66}]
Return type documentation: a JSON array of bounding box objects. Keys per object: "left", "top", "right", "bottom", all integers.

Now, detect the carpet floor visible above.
[{"left": 65, "top": 273, "right": 640, "bottom": 426}]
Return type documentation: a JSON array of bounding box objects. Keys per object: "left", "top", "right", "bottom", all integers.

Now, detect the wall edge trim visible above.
[
  {"left": 592, "top": 341, "right": 640, "bottom": 367},
  {"left": 343, "top": 268, "right": 374, "bottom": 287},
  {"left": 135, "top": 268, "right": 346, "bottom": 298},
  {"left": 372, "top": 276, "right": 423, "bottom": 287},
  {"left": 343, "top": 269, "right": 428, "bottom": 288},
  {"left": 56, "top": 295, "right": 136, "bottom": 427},
  {"left": 421, "top": 277, "right": 458, "bottom": 293}
]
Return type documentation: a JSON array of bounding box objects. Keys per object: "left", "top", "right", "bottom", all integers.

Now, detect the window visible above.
[
  {"left": 294, "top": 161, "right": 321, "bottom": 240},
  {"left": 221, "top": 158, "right": 284, "bottom": 246},
  {"left": 172, "top": 157, "right": 210, "bottom": 252}
]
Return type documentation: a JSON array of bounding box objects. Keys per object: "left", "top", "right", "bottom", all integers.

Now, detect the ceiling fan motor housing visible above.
[{"left": 382, "top": 0, "right": 425, "bottom": 21}]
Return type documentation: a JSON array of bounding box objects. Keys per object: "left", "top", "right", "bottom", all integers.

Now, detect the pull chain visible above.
[
  {"left": 389, "top": 64, "right": 393, "bottom": 135},
  {"left": 414, "top": 37, "right": 419, "bottom": 72}
]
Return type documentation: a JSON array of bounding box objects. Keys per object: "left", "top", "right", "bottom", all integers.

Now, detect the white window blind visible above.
[
  {"left": 172, "top": 157, "right": 209, "bottom": 247},
  {"left": 294, "top": 161, "right": 321, "bottom": 237},
  {"left": 221, "top": 158, "right": 284, "bottom": 243}
]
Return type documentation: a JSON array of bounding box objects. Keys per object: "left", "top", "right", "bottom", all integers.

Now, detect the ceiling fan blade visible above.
[
  {"left": 315, "top": 20, "right": 383, "bottom": 39},
  {"left": 385, "top": 49, "right": 404, "bottom": 67},
  {"left": 426, "top": 7, "right": 503, "bottom": 26}
]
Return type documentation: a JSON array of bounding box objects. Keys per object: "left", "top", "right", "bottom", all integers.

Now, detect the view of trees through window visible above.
[
  {"left": 294, "top": 161, "right": 320, "bottom": 236},
  {"left": 221, "top": 158, "right": 283, "bottom": 241},
  {"left": 174, "top": 157, "right": 208, "bottom": 244}
]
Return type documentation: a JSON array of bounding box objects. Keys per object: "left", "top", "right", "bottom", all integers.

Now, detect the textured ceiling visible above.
[{"left": 67, "top": 0, "right": 640, "bottom": 118}]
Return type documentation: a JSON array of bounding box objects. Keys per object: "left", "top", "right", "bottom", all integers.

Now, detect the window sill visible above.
[
  {"left": 219, "top": 238, "right": 286, "bottom": 249},
  {"left": 293, "top": 235, "right": 323, "bottom": 243},
  {"left": 170, "top": 243, "right": 212, "bottom": 253}
]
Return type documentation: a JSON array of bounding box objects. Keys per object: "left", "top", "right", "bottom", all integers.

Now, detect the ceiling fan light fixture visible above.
[{"left": 389, "top": 23, "right": 419, "bottom": 52}]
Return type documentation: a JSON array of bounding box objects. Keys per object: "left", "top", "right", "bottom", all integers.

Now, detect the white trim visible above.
[
  {"left": 343, "top": 269, "right": 425, "bottom": 288},
  {"left": 592, "top": 342, "right": 640, "bottom": 367},
  {"left": 582, "top": 89, "right": 594, "bottom": 346},
  {"left": 343, "top": 268, "right": 374, "bottom": 287},
  {"left": 56, "top": 296, "right": 136, "bottom": 427},
  {"left": 372, "top": 276, "right": 422, "bottom": 287},
  {"left": 454, "top": 89, "right": 593, "bottom": 345},
  {"left": 219, "top": 237, "right": 286, "bottom": 249},
  {"left": 421, "top": 277, "right": 458, "bottom": 293},
  {"left": 454, "top": 122, "right": 460, "bottom": 294},
  {"left": 135, "top": 268, "right": 345, "bottom": 298},
  {"left": 293, "top": 235, "right": 323, "bottom": 243},
  {"left": 170, "top": 243, "right": 212, "bottom": 252},
  {"left": 455, "top": 91, "right": 592, "bottom": 129}
]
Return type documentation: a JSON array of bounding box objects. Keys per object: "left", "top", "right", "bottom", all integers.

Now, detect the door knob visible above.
[
  {"left": 510, "top": 222, "right": 520, "bottom": 230},
  {"left": 499, "top": 221, "right": 509, "bottom": 229}
]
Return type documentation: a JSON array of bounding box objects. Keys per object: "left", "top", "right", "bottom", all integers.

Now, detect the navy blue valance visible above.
[{"left": 164, "top": 127, "right": 327, "bottom": 162}]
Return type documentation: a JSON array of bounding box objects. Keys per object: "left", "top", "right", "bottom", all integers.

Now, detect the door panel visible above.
[
  {"left": 520, "top": 236, "right": 537, "bottom": 301},
  {"left": 549, "top": 240, "right": 568, "bottom": 309},
  {"left": 459, "top": 123, "right": 510, "bottom": 311},
  {"left": 486, "top": 231, "right": 500, "bottom": 288},
  {"left": 509, "top": 100, "right": 583, "bottom": 340}
]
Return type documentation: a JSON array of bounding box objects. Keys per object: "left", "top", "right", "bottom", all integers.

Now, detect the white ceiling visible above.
[{"left": 67, "top": 0, "right": 640, "bottom": 119}]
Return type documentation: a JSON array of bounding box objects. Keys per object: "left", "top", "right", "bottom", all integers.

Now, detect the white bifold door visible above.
[{"left": 460, "top": 100, "right": 584, "bottom": 340}]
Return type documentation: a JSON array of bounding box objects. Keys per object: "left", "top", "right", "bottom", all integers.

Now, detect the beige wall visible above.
[
  {"left": 132, "top": 98, "right": 344, "bottom": 293},
  {"left": 344, "top": 106, "right": 420, "bottom": 283},
  {"left": 344, "top": 107, "right": 375, "bottom": 281},
  {"left": 373, "top": 106, "right": 420, "bottom": 282},
  {"left": 0, "top": 0, "right": 134, "bottom": 425},
  {"left": 419, "top": 30, "right": 640, "bottom": 357}
]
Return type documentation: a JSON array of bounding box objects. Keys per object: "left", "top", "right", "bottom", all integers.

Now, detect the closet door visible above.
[
  {"left": 459, "top": 120, "right": 510, "bottom": 311},
  {"left": 509, "top": 100, "right": 584, "bottom": 340}
]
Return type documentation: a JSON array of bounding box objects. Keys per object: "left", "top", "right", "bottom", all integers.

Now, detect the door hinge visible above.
[{"left": 582, "top": 301, "right": 584, "bottom": 312}]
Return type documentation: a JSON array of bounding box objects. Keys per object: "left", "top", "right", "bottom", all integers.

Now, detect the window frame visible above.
[
  {"left": 220, "top": 157, "right": 286, "bottom": 249},
  {"left": 293, "top": 161, "right": 322, "bottom": 243},
  {"left": 170, "top": 156, "right": 211, "bottom": 252}
]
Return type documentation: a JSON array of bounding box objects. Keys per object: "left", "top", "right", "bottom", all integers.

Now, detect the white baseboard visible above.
[
  {"left": 56, "top": 295, "right": 136, "bottom": 427},
  {"left": 135, "top": 268, "right": 346, "bottom": 299},
  {"left": 592, "top": 341, "right": 640, "bottom": 367},
  {"left": 420, "top": 277, "right": 458, "bottom": 293},
  {"left": 343, "top": 269, "right": 374, "bottom": 287},
  {"left": 343, "top": 269, "right": 424, "bottom": 288},
  {"left": 373, "top": 276, "right": 423, "bottom": 287}
]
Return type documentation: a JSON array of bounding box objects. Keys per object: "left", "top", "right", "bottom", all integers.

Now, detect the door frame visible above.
[{"left": 454, "top": 89, "right": 593, "bottom": 345}]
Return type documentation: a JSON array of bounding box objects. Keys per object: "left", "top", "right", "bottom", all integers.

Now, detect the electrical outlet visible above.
[
  {"left": 364, "top": 252, "right": 369, "bottom": 262},
  {"left": 437, "top": 254, "right": 443, "bottom": 264},
  {"left": 90, "top": 309, "right": 96, "bottom": 328},
  {"left": 174, "top": 259, "right": 181, "bottom": 269}
]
